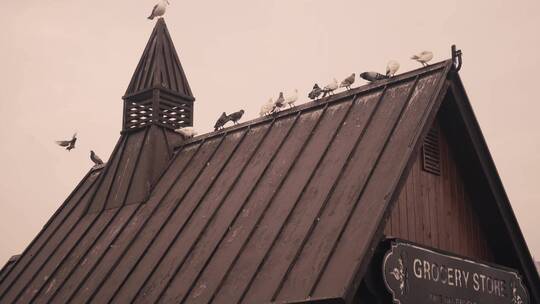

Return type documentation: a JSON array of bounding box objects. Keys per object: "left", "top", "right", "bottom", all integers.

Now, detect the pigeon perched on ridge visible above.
[
  {"left": 148, "top": 0, "right": 169, "bottom": 20},
  {"left": 90, "top": 150, "right": 104, "bottom": 166},
  {"left": 56, "top": 133, "right": 77, "bottom": 151},
  {"left": 386, "top": 60, "right": 400, "bottom": 77},
  {"left": 308, "top": 84, "right": 323, "bottom": 101},
  {"left": 339, "top": 73, "right": 356, "bottom": 90},
  {"left": 214, "top": 112, "right": 229, "bottom": 131},
  {"left": 285, "top": 89, "right": 299, "bottom": 108},
  {"left": 322, "top": 78, "right": 339, "bottom": 97},
  {"left": 260, "top": 98, "right": 275, "bottom": 117},
  {"left": 273, "top": 92, "right": 286, "bottom": 113},
  {"left": 228, "top": 110, "right": 245, "bottom": 125},
  {"left": 411, "top": 51, "right": 434, "bottom": 66},
  {"left": 360, "top": 72, "right": 389, "bottom": 82},
  {"left": 175, "top": 127, "right": 198, "bottom": 139}
]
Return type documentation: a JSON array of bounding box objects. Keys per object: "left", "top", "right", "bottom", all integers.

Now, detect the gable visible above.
[{"left": 384, "top": 118, "right": 493, "bottom": 262}]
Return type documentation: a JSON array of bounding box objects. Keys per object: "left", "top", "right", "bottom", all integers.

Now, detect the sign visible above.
[{"left": 383, "top": 241, "right": 529, "bottom": 304}]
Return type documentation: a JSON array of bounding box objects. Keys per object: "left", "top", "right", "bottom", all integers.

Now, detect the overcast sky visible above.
[{"left": 0, "top": 0, "right": 539, "bottom": 266}]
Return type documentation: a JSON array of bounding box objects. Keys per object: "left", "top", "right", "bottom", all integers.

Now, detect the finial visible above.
[{"left": 451, "top": 45, "right": 463, "bottom": 72}]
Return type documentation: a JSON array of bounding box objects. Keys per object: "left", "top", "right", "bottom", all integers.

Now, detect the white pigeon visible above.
[
  {"left": 411, "top": 51, "right": 434, "bottom": 66},
  {"left": 260, "top": 98, "right": 275, "bottom": 117},
  {"left": 148, "top": 0, "right": 169, "bottom": 20},
  {"left": 285, "top": 89, "right": 299, "bottom": 108},
  {"left": 175, "top": 127, "right": 198, "bottom": 138},
  {"left": 386, "top": 60, "right": 400, "bottom": 77},
  {"left": 323, "top": 78, "right": 339, "bottom": 97}
]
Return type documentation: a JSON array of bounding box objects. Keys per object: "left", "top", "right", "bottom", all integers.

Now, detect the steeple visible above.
[{"left": 123, "top": 18, "right": 195, "bottom": 131}]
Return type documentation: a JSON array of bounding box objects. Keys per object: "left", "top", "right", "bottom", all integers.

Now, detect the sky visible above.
[{"left": 0, "top": 0, "right": 539, "bottom": 266}]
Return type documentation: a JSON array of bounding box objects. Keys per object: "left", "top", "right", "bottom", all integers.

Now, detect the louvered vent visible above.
[{"left": 422, "top": 126, "right": 441, "bottom": 175}]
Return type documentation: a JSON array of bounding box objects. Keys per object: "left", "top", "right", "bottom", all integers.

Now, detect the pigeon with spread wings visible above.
[{"left": 56, "top": 133, "right": 77, "bottom": 151}]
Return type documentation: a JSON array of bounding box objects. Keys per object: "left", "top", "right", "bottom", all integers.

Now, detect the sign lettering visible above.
[{"left": 383, "top": 241, "right": 529, "bottom": 304}]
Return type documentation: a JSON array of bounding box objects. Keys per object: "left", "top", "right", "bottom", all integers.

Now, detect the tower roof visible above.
[{"left": 125, "top": 19, "right": 194, "bottom": 100}]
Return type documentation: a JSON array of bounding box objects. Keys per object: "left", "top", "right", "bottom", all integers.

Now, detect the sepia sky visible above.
[{"left": 0, "top": 0, "right": 539, "bottom": 266}]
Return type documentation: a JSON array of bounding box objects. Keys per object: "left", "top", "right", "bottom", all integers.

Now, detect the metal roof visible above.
[{"left": 0, "top": 60, "right": 454, "bottom": 303}]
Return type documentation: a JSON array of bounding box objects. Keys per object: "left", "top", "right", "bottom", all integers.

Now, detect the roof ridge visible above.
[{"left": 179, "top": 60, "right": 453, "bottom": 147}]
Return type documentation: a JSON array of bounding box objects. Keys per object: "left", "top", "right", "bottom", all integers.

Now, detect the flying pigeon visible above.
[
  {"left": 308, "top": 84, "right": 323, "bottom": 100},
  {"left": 339, "top": 73, "right": 356, "bottom": 90},
  {"left": 228, "top": 110, "right": 245, "bottom": 125},
  {"left": 360, "top": 71, "right": 389, "bottom": 82},
  {"left": 411, "top": 51, "right": 434, "bottom": 66},
  {"left": 285, "top": 89, "right": 299, "bottom": 108},
  {"left": 90, "top": 150, "right": 104, "bottom": 166},
  {"left": 273, "top": 92, "right": 286, "bottom": 113},
  {"left": 55, "top": 133, "right": 77, "bottom": 151},
  {"left": 386, "top": 60, "right": 400, "bottom": 77},
  {"left": 260, "top": 98, "right": 275, "bottom": 117},
  {"left": 322, "top": 78, "right": 339, "bottom": 97},
  {"left": 214, "top": 112, "right": 229, "bottom": 131},
  {"left": 175, "top": 127, "right": 198, "bottom": 139},
  {"left": 148, "top": 0, "right": 169, "bottom": 20}
]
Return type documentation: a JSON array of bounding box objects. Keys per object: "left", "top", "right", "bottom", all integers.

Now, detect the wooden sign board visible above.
[{"left": 383, "top": 241, "right": 529, "bottom": 304}]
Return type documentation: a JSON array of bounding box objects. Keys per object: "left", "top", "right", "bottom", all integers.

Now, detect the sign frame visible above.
[{"left": 382, "top": 239, "right": 529, "bottom": 304}]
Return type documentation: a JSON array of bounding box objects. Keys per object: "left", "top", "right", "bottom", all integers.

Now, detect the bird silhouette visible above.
[
  {"left": 340, "top": 73, "right": 356, "bottom": 90},
  {"left": 308, "top": 84, "right": 323, "bottom": 101},
  {"left": 411, "top": 51, "right": 434, "bottom": 66},
  {"left": 386, "top": 60, "right": 400, "bottom": 77},
  {"left": 90, "top": 150, "right": 104, "bottom": 166},
  {"left": 360, "top": 71, "right": 389, "bottom": 82},
  {"left": 56, "top": 133, "right": 77, "bottom": 151},
  {"left": 228, "top": 110, "right": 245, "bottom": 125},
  {"left": 214, "top": 112, "right": 229, "bottom": 131},
  {"left": 272, "top": 92, "right": 286, "bottom": 113},
  {"left": 148, "top": 0, "right": 169, "bottom": 20}
]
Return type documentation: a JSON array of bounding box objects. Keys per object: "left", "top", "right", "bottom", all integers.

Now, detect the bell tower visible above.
[{"left": 122, "top": 18, "right": 194, "bottom": 131}]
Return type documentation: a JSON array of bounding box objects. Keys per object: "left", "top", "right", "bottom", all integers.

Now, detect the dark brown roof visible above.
[
  {"left": 0, "top": 61, "right": 454, "bottom": 303},
  {"left": 125, "top": 18, "right": 193, "bottom": 99},
  {"left": 2, "top": 21, "right": 539, "bottom": 304}
]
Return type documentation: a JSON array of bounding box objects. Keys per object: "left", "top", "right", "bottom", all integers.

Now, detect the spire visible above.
[{"left": 123, "top": 19, "right": 195, "bottom": 131}]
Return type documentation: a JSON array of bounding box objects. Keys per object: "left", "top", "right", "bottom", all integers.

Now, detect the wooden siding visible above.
[{"left": 384, "top": 120, "right": 493, "bottom": 262}]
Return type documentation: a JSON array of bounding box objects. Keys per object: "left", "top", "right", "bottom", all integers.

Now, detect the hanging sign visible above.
[{"left": 383, "top": 241, "right": 529, "bottom": 304}]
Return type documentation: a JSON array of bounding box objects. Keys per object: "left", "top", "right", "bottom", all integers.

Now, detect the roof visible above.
[
  {"left": 1, "top": 21, "right": 539, "bottom": 304},
  {"left": 125, "top": 18, "right": 193, "bottom": 99}
]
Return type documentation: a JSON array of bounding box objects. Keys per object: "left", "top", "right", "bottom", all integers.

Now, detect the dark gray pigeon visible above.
[
  {"left": 90, "top": 150, "right": 104, "bottom": 166},
  {"left": 360, "top": 72, "right": 389, "bottom": 82},
  {"left": 214, "top": 112, "right": 229, "bottom": 131},
  {"left": 56, "top": 133, "right": 77, "bottom": 151},
  {"left": 308, "top": 84, "right": 323, "bottom": 100},
  {"left": 228, "top": 110, "right": 245, "bottom": 125},
  {"left": 272, "top": 92, "right": 285, "bottom": 113}
]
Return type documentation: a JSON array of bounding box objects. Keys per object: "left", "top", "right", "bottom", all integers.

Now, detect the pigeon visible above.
[
  {"left": 386, "top": 60, "right": 400, "bottom": 77},
  {"left": 214, "top": 112, "right": 229, "bottom": 131},
  {"left": 322, "top": 78, "right": 339, "bottom": 97},
  {"left": 411, "top": 51, "right": 434, "bottom": 66},
  {"left": 360, "top": 71, "right": 389, "bottom": 82},
  {"left": 285, "top": 89, "right": 299, "bottom": 108},
  {"left": 228, "top": 110, "right": 245, "bottom": 125},
  {"left": 308, "top": 84, "right": 323, "bottom": 100},
  {"left": 148, "top": 0, "right": 169, "bottom": 20},
  {"left": 260, "top": 98, "right": 275, "bottom": 117},
  {"left": 272, "top": 92, "right": 286, "bottom": 113},
  {"left": 175, "top": 127, "right": 198, "bottom": 139},
  {"left": 339, "top": 73, "right": 356, "bottom": 90},
  {"left": 56, "top": 133, "right": 77, "bottom": 151},
  {"left": 90, "top": 150, "right": 104, "bottom": 166}
]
